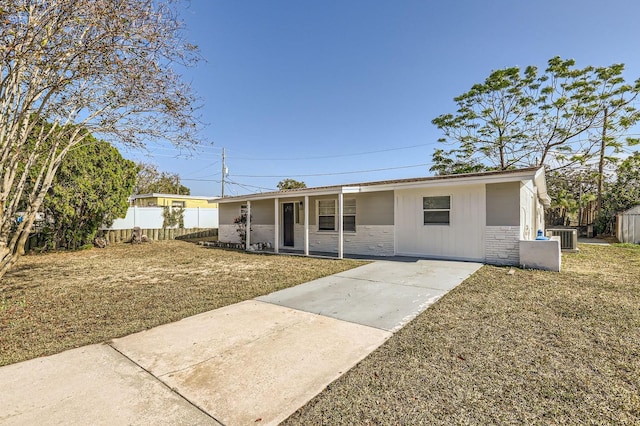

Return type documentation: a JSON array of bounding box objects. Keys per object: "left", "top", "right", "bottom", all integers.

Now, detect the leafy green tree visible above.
[
  {"left": 41, "top": 138, "right": 137, "bottom": 249},
  {"left": 277, "top": 179, "right": 307, "bottom": 190},
  {"left": 596, "top": 152, "right": 640, "bottom": 234},
  {"left": 429, "top": 148, "right": 488, "bottom": 175},
  {"left": 545, "top": 168, "right": 598, "bottom": 226},
  {"left": 0, "top": 0, "right": 200, "bottom": 278},
  {"left": 431, "top": 57, "right": 640, "bottom": 174},
  {"left": 162, "top": 206, "right": 185, "bottom": 229},
  {"left": 134, "top": 163, "right": 190, "bottom": 195},
  {"left": 432, "top": 66, "right": 539, "bottom": 172}
]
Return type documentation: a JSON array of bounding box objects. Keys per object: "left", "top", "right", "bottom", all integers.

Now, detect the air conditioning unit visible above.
[{"left": 545, "top": 228, "right": 578, "bottom": 252}]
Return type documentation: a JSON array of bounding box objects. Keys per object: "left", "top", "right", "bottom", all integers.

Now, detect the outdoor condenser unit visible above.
[{"left": 545, "top": 228, "right": 578, "bottom": 252}]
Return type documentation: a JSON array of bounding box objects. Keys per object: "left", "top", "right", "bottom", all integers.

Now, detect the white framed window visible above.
[
  {"left": 343, "top": 198, "right": 356, "bottom": 232},
  {"left": 318, "top": 200, "right": 335, "bottom": 230},
  {"left": 295, "top": 201, "right": 305, "bottom": 224},
  {"left": 317, "top": 199, "right": 356, "bottom": 232},
  {"left": 423, "top": 196, "right": 450, "bottom": 225}
]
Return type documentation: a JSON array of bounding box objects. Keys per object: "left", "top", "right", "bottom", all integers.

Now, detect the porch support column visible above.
[
  {"left": 304, "top": 195, "right": 309, "bottom": 256},
  {"left": 338, "top": 192, "right": 344, "bottom": 259},
  {"left": 245, "top": 200, "right": 251, "bottom": 250},
  {"left": 274, "top": 198, "right": 279, "bottom": 253}
]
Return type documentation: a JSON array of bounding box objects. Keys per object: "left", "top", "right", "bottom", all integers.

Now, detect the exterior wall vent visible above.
[{"left": 545, "top": 228, "right": 578, "bottom": 252}]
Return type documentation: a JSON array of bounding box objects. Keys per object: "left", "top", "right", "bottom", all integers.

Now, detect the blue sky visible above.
[{"left": 120, "top": 0, "right": 640, "bottom": 196}]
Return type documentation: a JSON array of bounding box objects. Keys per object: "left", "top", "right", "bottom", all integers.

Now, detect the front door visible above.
[{"left": 283, "top": 203, "right": 294, "bottom": 246}]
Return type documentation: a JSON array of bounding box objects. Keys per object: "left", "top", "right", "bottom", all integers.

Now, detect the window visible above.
[
  {"left": 423, "top": 196, "right": 450, "bottom": 225},
  {"left": 317, "top": 199, "right": 356, "bottom": 232},
  {"left": 295, "top": 201, "right": 304, "bottom": 224},
  {"left": 343, "top": 198, "right": 356, "bottom": 232},
  {"left": 318, "top": 200, "right": 335, "bottom": 230},
  {"left": 172, "top": 201, "right": 185, "bottom": 208}
]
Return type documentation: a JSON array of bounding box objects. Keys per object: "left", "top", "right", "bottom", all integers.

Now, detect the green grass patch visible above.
[{"left": 0, "top": 241, "right": 364, "bottom": 366}]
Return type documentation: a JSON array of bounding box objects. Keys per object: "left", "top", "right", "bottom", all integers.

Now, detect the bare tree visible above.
[{"left": 0, "top": 0, "right": 201, "bottom": 278}]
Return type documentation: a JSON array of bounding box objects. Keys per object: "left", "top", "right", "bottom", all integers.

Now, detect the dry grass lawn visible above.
[
  {"left": 0, "top": 240, "right": 364, "bottom": 367},
  {"left": 284, "top": 243, "right": 640, "bottom": 425}
]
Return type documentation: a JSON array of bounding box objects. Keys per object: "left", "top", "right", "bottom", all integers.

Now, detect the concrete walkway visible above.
[{"left": 0, "top": 258, "right": 482, "bottom": 426}]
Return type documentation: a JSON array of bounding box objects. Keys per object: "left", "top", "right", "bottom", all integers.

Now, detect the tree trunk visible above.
[{"left": 596, "top": 108, "right": 608, "bottom": 220}]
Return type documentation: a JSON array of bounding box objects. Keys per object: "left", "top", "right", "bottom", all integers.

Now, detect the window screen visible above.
[
  {"left": 318, "top": 200, "right": 335, "bottom": 230},
  {"left": 423, "top": 196, "right": 450, "bottom": 225}
]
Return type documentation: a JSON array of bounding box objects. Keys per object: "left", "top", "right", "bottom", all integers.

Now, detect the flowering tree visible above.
[{"left": 0, "top": 0, "right": 201, "bottom": 277}]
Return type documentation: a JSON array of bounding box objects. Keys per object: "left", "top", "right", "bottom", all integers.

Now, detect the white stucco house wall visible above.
[{"left": 216, "top": 167, "right": 551, "bottom": 266}]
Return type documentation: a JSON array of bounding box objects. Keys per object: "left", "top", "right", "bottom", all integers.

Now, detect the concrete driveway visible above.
[
  {"left": 258, "top": 258, "right": 483, "bottom": 332},
  {"left": 0, "top": 258, "right": 482, "bottom": 426}
]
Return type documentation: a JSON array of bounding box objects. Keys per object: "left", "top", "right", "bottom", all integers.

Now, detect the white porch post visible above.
[
  {"left": 274, "top": 198, "right": 279, "bottom": 253},
  {"left": 245, "top": 200, "right": 251, "bottom": 249},
  {"left": 304, "top": 195, "right": 309, "bottom": 256},
  {"left": 338, "top": 192, "right": 344, "bottom": 259}
]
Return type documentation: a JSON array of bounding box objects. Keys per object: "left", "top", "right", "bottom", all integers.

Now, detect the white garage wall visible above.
[{"left": 394, "top": 184, "right": 486, "bottom": 261}]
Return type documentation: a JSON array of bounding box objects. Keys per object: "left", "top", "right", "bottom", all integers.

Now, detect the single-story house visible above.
[
  {"left": 217, "top": 167, "right": 551, "bottom": 266},
  {"left": 617, "top": 205, "right": 640, "bottom": 244},
  {"left": 130, "top": 193, "right": 218, "bottom": 209}
]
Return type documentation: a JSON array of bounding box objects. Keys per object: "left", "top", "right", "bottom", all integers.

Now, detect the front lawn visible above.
[
  {"left": 0, "top": 241, "right": 364, "bottom": 367},
  {"left": 284, "top": 243, "right": 640, "bottom": 424}
]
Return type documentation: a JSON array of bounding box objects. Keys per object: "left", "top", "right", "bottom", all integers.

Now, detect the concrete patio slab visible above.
[
  {"left": 111, "top": 300, "right": 391, "bottom": 426},
  {"left": 0, "top": 344, "right": 218, "bottom": 426},
  {"left": 257, "top": 259, "right": 482, "bottom": 331}
]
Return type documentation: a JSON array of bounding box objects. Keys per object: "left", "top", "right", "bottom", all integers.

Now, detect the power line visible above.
[
  {"left": 231, "top": 163, "right": 432, "bottom": 178},
  {"left": 181, "top": 178, "right": 222, "bottom": 183},
  {"left": 225, "top": 179, "right": 276, "bottom": 192},
  {"left": 225, "top": 181, "right": 260, "bottom": 194},
  {"left": 226, "top": 143, "right": 435, "bottom": 161}
]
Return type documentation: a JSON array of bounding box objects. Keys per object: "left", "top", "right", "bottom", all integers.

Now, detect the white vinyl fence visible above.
[
  {"left": 617, "top": 210, "right": 640, "bottom": 244},
  {"left": 103, "top": 206, "right": 218, "bottom": 230}
]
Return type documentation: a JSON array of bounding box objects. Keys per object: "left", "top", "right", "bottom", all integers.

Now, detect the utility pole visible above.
[{"left": 221, "top": 147, "right": 226, "bottom": 197}]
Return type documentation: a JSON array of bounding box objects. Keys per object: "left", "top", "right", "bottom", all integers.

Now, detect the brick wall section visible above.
[
  {"left": 485, "top": 226, "right": 520, "bottom": 265},
  {"left": 219, "top": 224, "right": 239, "bottom": 243},
  {"left": 220, "top": 224, "right": 395, "bottom": 256},
  {"left": 220, "top": 224, "right": 275, "bottom": 245},
  {"left": 250, "top": 225, "right": 275, "bottom": 245},
  {"left": 309, "top": 225, "right": 395, "bottom": 256}
]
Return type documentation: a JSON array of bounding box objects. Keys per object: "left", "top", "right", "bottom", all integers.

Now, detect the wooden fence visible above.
[
  {"left": 102, "top": 228, "right": 218, "bottom": 244},
  {"left": 22, "top": 228, "right": 219, "bottom": 252}
]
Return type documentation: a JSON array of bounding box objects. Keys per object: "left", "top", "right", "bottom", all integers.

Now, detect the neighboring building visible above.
[
  {"left": 217, "top": 167, "right": 551, "bottom": 266},
  {"left": 130, "top": 193, "right": 218, "bottom": 209},
  {"left": 617, "top": 205, "right": 640, "bottom": 244}
]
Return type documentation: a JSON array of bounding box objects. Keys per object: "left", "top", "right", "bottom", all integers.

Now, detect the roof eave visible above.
[
  {"left": 534, "top": 167, "right": 551, "bottom": 207},
  {"left": 130, "top": 193, "right": 219, "bottom": 200},
  {"left": 217, "top": 167, "right": 543, "bottom": 203}
]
